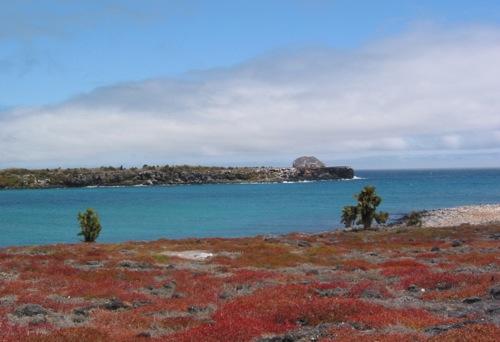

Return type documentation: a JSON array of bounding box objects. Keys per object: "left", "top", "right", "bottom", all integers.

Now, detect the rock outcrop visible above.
[
  {"left": 292, "top": 156, "right": 325, "bottom": 169},
  {"left": 0, "top": 159, "right": 354, "bottom": 189}
]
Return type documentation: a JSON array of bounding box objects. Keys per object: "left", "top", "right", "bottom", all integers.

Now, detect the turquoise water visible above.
[{"left": 1, "top": 169, "right": 499, "bottom": 247}]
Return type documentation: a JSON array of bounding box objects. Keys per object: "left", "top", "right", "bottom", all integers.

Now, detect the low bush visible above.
[
  {"left": 77, "top": 208, "right": 102, "bottom": 242},
  {"left": 406, "top": 211, "right": 423, "bottom": 227}
]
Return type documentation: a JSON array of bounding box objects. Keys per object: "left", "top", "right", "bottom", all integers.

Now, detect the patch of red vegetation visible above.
[
  {"left": 322, "top": 326, "right": 426, "bottom": 342},
  {"left": 379, "top": 258, "right": 429, "bottom": 278},
  {"left": 226, "top": 269, "right": 277, "bottom": 284},
  {"left": 428, "top": 323, "right": 500, "bottom": 342},
  {"left": 424, "top": 273, "right": 497, "bottom": 301},
  {"left": 168, "top": 284, "right": 454, "bottom": 341},
  {"left": 447, "top": 252, "right": 500, "bottom": 267},
  {"left": 347, "top": 279, "right": 393, "bottom": 299},
  {"left": 0, "top": 224, "right": 498, "bottom": 341},
  {"left": 25, "top": 327, "right": 114, "bottom": 342},
  {"left": 340, "top": 259, "right": 374, "bottom": 271},
  {"left": 397, "top": 269, "right": 464, "bottom": 290}
]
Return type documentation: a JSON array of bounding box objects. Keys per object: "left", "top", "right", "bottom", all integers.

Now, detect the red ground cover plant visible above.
[
  {"left": 397, "top": 269, "right": 464, "bottom": 290},
  {"left": 423, "top": 273, "right": 497, "bottom": 300},
  {"left": 167, "top": 283, "right": 454, "bottom": 341},
  {"left": 321, "top": 326, "right": 427, "bottom": 342},
  {"left": 428, "top": 324, "right": 500, "bottom": 342},
  {"left": 0, "top": 318, "right": 31, "bottom": 341},
  {"left": 347, "top": 279, "right": 393, "bottom": 299},
  {"left": 379, "top": 258, "right": 429, "bottom": 278},
  {"left": 340, "top": 258, "right": 374, "bottom": 271},
  {"left": 226, "top": 269, "right": 278, "bottom": 284},
  {"left": 447, "top": 252, "right": 500, "bottom": 267},
  {"left": 0, "top": 224, "right": 498, "bottom": 341}
]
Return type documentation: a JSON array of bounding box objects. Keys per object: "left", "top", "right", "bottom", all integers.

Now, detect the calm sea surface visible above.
[{"left": 1, "top": 169, "right": 499, "bottom": 247}]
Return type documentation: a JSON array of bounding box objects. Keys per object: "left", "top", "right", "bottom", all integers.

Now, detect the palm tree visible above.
[{"left": 341, "top": 186, "right": 389, "bottom": 230}]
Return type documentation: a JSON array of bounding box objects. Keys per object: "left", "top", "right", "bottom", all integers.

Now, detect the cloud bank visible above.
[{"left": 1, "top": 26, "right": 500, "bottom": 168}]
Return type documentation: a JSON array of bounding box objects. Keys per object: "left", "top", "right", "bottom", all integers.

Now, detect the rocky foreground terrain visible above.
[
  {"left": 0, "top": 224, "right": 499, "bottom": 341},
  {"left": 0, "top": 160, "right": 353, "bottom": 189}
]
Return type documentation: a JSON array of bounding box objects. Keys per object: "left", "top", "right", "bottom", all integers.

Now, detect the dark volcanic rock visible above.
[
  {"left": 316, "top": 288, "right": 345, "bottom": 297},
  {"left": 407, "top": 284, "right": 419, "bottom": 293},
  {"left": 486, "top": 306, "right": 500, "bottom": 314},
  {"left": 144, "top": 281, "right": 177, "bottom": 298},
  {"left": 425, "top": 320, "right": 479, "bottom": 335},
  {"left": 187, "top": 305, "right": 211, "bottom": 314},
  {"left": 14, "top": 304, "right": 48, "bottom": 317},
  {"left": 489, "top": 233, "right": 500, "bottom": 240},
  {"left": 436, "top": 282, "right": 452, "bottom": 290},
  {"left": 292, "top": 166, "right": 354, "bottom": 181},
  {"left": 119, "top": 260, "right": 153, "bottom": 270},
  {"left": 361, "top": 288, "right": 384, "bottom": 299},
  {"left": 73, "top": 306, "right": 93, "bottom": 316},
  {"left": 101, "top": 298, "right": 131, "bottom": 311},
  {"left": 463, "top": 297, "right": 481, "bottom": 304},
  {"left": 490, "top": 285, "right": 500, "bottom": 299}
]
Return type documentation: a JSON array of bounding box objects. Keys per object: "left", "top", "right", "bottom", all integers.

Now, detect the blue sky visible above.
[
  {"left": 1, "top": 1, "right": 500, "bottom": 168},
  {"left": 3, "top": 0, "right": 500, "bottom": 107}
]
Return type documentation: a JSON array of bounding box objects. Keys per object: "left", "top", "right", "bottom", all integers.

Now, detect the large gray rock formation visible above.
[{"left": 292, "top": 156, "right": 325, "bottom": 169}]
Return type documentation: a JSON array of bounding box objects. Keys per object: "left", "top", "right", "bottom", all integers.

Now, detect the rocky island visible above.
[{"left": 0, "top": 156, "right": 354, "bottom": 189}]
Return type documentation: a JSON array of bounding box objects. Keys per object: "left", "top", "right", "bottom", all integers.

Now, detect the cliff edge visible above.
[{"left": 0, "top": 157, "right": 354, "bottom": 189}]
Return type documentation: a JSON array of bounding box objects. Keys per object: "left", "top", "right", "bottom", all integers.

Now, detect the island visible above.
[{"left": 0, "top": 156, "right": 354, "bottom": 189}]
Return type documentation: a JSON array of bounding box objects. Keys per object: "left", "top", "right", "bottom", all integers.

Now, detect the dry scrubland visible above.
[{"left": 0, "top": 225, "right": 499, "bottom": 341}]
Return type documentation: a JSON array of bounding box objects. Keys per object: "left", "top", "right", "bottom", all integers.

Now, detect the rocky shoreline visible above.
[
  {"left": 420, "top": 204, "right": 500, "bottom": 227},
  {"left": 0, "top": 158, "right": 354, "bottom": 189}
]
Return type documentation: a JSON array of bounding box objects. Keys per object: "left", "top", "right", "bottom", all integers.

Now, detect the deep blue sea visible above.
[{"left": 1, "top": 169, "right": 499, "bottom": 247}]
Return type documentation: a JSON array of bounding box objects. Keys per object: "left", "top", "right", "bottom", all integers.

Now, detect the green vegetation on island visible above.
[{"left": 0, "top": 157, "right": 354, "bottom": 189}]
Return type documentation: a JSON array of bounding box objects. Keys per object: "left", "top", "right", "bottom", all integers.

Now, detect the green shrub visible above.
[
  {"left": 77, "top": 208, "right": 102, "bottom": 242},
  {"left": 341, "top": 205, "right": 358, "bottom": 228},
  {"left": 406, "top": 211, "right": 423, "bottom": 227},
  {"left": 341, "top": 186, "right": 389, "bottom": 229}
]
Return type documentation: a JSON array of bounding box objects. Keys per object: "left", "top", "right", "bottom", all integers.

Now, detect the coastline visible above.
[
  {"left": 0, "top": 165, "right": 354, "bottom": 189},
  {"left": 1, "top": 221, "right": 498, "bottom": 340},
  {"left": 1, "top": 198, "right": 499, "bottom": 340},
  {"left": 1, "top": 203, "right": 500, "bottom": 249},
  {"left": 419, "top": 204, "right": 500, "bottom": 227},
  {"left": 3, "top": 202, "right": 499, "bottom": 251}
]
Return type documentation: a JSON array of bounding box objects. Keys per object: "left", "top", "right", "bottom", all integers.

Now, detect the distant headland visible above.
[{"left": 0, "top": 156, "right": 354, "bottom": 189}]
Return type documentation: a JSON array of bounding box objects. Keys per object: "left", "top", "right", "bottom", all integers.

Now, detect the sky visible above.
[{"left": 1, "top": 0, "right": 500, "bottom": 169}]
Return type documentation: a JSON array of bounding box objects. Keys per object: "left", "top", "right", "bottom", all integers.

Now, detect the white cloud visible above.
[
  {"left": 1, "top": 26, "right": 500, "bottom": 168},
  {"left": 442, "top": 135, "right": 462, "bottom": 149}
]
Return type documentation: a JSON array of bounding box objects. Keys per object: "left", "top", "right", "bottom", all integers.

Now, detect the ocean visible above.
[{"left": 1, "top": 169, "right": 499, "bottom": 247}]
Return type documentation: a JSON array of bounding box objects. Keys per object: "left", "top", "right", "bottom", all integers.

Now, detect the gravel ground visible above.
[{"left": 422, "top": 204, "right": 500, "bottom": 227}]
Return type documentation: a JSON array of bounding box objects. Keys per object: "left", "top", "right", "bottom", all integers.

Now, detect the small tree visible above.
[
  {"left": 77, "top": 208, "right": 102, "bottom": 242},
  {"left": 341, "top": 186, "right": 389, "bottom": 230},
  {"left": 341, "top": 205, "right": 358, "bottom": 228}
]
